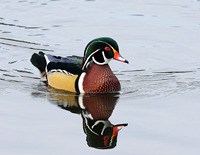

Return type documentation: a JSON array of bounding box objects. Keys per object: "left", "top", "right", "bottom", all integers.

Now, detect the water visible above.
[{"left": 1, "top": 0, "right": 200, "bottom": 154}]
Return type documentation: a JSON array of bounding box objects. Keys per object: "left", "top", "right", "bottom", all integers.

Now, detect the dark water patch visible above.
[
  {"left": 0, "top": 78, "right": 5, "bottom": 81},
  {"left": 172, "top": 26, "right": 181, "bottom": 28},
  {"left": 0, "top": 37, "right": 41, "bottom": 45},
  {"left": 130, "top": 14, "right": 144, "bottom": 17},
  {"left": 43, "top": 44, "right": 50, "bottom": 47},
  {"left": 0, "top": 42, "right": 54, "bottom": 52},
  {"left": 9, "top": 61, "right": 17, "bottom": 64},
  {"left": 54, "top": 43, "right": 61, "bottom": 46},
  {"left": 154, "top": 71, "right": 195, "bottom": 74},
  {"left": 123, "top": 90, "right": 138, "bottom": 94},
  {"left": 28, "top": 34, "right": 45, "bottom": 36},
  {"left": 52, "top": 25, "right": 62, "bottom": 27},
  {"left": 20, "top": 75, "right": 40, "bottom": 79},
  {"left": 31, "top": 91, "right": 47, "bottom": 98},
  {"left": 0, "top": 22, "right": 41, "bottom": 30},
  {"left": 14, "top": 69, "right": 34, "bottom": 74},
  {"left": 2, "top": 31, "right": 11, "bottom": 34},
  {"left": 3, "top": 74, "right": 18, "bottom": 78},
  {"left": 41, "top": 28, "right": 49, "bottom": 31},
  {"left": 41, "top": 3, "right": 47, "bottom": 5},
  {"left": 115, "top": 73, "right": 126, "bottom": 76},
  {"left": 18, "top": 0, "right": 27, "bottom": 2},
  {"left": 0, "top": 77, "right": 22, "bottom": 83},
  {"left": 29, "top": 1, "right": 37, "bottom": 4},
  {"left": 121, "top": 79, "right": 131, "bottom": 82},
  {"left": 0, "top": 69, "right": 8, "bottom": 72},
  {"left": 75, "top": 39, "right": 82, "bottom": 41},
  {"left": 121, "top": 69, "right": 146, "bottom": 72},
  {"left": 6, "top": 79, "right": 22, "bottom": 83},
  {"left": 139, "top": 74, "right": 153, "bottom": 77}
]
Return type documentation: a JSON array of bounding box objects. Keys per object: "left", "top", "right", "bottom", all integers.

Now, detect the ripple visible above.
[
  {"left": 2, "top": 31, "right": 11, "bottom": 34},
  {"left": 0, "top": 37, "right": 53, "bottom": 52},
  {"left": 0, "top": 22, "right": 41, "bottom": 29},
  {"left": 0, "top": 69, "right": 8, "bottom": 72},
  {"left": 13, "top": 69, "right": 34, "bottom": 74},
  {"left": 0, "top": 37, "right": 41, "bottom": 45},
  {"left": 0, "top": 77, "right": 22, "bottom": 83},
  {"left": 8, "top": 61, "right": 18, "bottom": 64},
  {"left": 3, "top": 74, "right": 18, "bottom": 78},
  {"left": 28, "top": 34, "right": 45, "bottom": 36},
  {"left": 129, "top": 14, "right": 144, "bottom": 17},
  {"left": 154, "top": 70, "right": 195, "bottom": 74},
  {"left": 51, "top": 25, "right": 62, "bottom": 27},
  {"left": 119, "top": 68, "right": 200, "bottom": 99},
  {"left": 121, "top": 69, "right": 146, "bottom": 72}
]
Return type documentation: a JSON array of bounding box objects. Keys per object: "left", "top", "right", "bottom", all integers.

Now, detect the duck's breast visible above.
[{"left": 83, "top": 64, "right": 121, "bottom": 93}]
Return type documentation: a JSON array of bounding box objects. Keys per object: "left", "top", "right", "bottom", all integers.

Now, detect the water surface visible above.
[{"left": 1, "top": 0, "right": 200, "bottom": 155}]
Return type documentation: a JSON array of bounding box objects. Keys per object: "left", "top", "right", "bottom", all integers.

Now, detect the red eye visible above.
[{"left": 104, "top": 46, "right": 111, "bottom": 52}]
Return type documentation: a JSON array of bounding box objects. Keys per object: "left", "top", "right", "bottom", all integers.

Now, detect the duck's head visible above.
[{"left": 82, "top": 37, "right": 128, "bottom": 70}]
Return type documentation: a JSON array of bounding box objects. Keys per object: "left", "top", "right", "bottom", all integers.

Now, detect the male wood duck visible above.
[
  {"left": 80, "top": 94, "right": 128, "bottom": 149},
  {"left": 30, "top": 37, "right": 128, "bottom": 93},
  {"left": 47, "top": 91, "right": 128, "bottom": 149}
]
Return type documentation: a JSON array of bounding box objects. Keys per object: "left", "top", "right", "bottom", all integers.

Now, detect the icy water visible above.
[{"left": 1, "top": 0, "right": 200, "bottom": 155}]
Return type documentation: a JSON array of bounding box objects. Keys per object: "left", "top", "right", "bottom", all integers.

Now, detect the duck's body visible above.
[{"left": 31, "top": 37, "right": 128, "bottom": 94}]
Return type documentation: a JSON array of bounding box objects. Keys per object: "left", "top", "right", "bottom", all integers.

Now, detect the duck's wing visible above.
[
  {"left": 46, "top": 54, "right": 83, "bottom": 75},
  {"left": 30, "top": 52, "right": 83, "bottom": 76}
]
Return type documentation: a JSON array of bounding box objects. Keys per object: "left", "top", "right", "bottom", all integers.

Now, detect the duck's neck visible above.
[{"left": 83, "top": 64, "right": 121, "bottom": 93}]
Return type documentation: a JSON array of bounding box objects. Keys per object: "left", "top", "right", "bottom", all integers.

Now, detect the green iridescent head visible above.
[{"left": 82, "top": 37, "right": 128, "bottom": 70}]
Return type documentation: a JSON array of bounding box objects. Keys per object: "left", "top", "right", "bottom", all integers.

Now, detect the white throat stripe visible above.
[{"left": 78, "top": 72, "right": 86, "bottom": 93}]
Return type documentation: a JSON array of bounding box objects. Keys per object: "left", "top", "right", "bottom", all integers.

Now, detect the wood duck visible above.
[
  {"left": 30, "top": 37, "right": 128, "bottom": 93},
  {"left": 47, "top": 91, "right": 128, "bottom": 149},
  {"left": 80, "top": 94, "right": 128, "bottom": 149}
]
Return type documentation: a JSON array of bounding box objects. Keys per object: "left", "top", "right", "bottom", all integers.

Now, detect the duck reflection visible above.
[{"left": 48, "top": 89, "right": 128, "bottom": 149}]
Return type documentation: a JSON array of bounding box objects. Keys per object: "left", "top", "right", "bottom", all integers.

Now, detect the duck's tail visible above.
[{"left": 30, "top": 51, "right": 47, "bottom": 76}]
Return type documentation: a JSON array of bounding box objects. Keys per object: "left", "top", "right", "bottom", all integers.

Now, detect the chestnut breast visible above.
[{"left": 83, "top": 64, "right": 121, "bottom": 93}]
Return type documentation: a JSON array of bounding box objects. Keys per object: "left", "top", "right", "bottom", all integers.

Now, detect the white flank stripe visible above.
[
  {"left": 78, "top": 72, "right": 86, "bottom": 94},
  {"left": 78, "top": 94, "right": 85, "bottom": 109},
  {"left": 44, "top": 55, "right": 50, "bottom": 72},
  {"left": 44, "top": 55, "right": 50, "bottom": 64}
]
